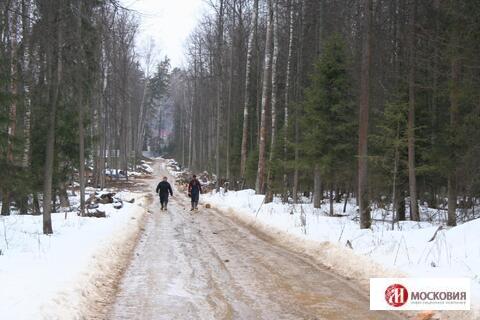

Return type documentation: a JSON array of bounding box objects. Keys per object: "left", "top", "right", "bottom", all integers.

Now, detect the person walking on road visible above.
[
  {"left": 188, "top": 175, "right": 202, "bottom": 211},
  {"left": 156, "top": 177, "right": 173, "bottom": 211}
]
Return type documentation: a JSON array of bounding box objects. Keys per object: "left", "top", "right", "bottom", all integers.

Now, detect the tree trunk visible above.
[
  {"left": 397, "top": 190, "right": 406, "bottom": 221},
  {"left": 358, "top": 0, "right": 372, "bottom": 229},
  {"left": 292, "top": 0, "right": 305, "bottom": 204},
  {"left": 292, "top": 107, "right": 300, "bottom": 202},
  {"left": 22, "top": 92, "right": 32, "bottom": 167},
  {"left": 255, "top": 0, "right": 274, "bottom": 195},
  {"left": 407, "top": 0, "right": 419, "bottom": 221},
  {"left": 99, "top": 64, "right": 108, "bottom": 189},
  {"left": 7, "top": 0, "right": 18, "bottom": 164},
  {"left": 43, "top": 2, "right": 63, "bottom": 234},
  {"left": 226, "top": 0, "right": 237, "bottom": 181},
  {"left": 391, "top": 121, "right": 400, "bottom": 224},
  {"left": 447, "top": 56, "right": 460, "bottom": 227},
  {"left": 3, "top": 0, "right": 19, "bottom": 216},
  {"left": 313, "top": 164, "right": 321, "bottom": 208},
  {"left": 265, "top": 1, "right": 279, "bottom": 203},
  {"left": 22, "top": 0, "right": 32, "bottom": 169},
  {"left": 215, "top": 0, "right": 225, "bottom": 191},
  {"left": 136, "top": 45, "right": 152, "bottom": 157},
  {"left": 188, "top": 93, "right": 193, "bottom": 168},
  {"left": 292, "top": 117, "right": 300, "bottom": 202},
  {"left": 239, "top": 0, "right": 258, "bottom": 181},
  {"left": 1, "top": 190, "right": 10, "bottom": 216},
  {"left": 77, "top": 0, "right": 85, "bottom": 216},
  {"left": 283, "top": 0, "right": 295, "bottom": 202},
  {"left": 447, "top": 176, "right": 457, "bottom": 226},
  {"left": 79, "top": 97, "right": 86, "bottom": 216}
]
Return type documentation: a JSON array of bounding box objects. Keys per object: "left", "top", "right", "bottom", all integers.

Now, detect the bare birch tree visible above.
[{"left": 255, "top": 0, "right": 274, "bottom": 195}]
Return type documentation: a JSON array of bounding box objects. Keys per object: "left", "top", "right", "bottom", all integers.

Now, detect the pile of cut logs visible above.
[{"left": 83, "top": 192, "right": 134, "bottom": 217}]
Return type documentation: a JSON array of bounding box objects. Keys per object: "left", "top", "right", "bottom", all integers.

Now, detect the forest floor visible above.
[{"left": 108, "top": 159, "right": 405, "bottom": 320}]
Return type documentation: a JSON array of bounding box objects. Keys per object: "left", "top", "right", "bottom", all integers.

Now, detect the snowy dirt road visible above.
[{"left": 108, "top": 161, "right": 404, "bottom": 320}]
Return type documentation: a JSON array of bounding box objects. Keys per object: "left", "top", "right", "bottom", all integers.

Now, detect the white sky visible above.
[{"left": 121, "top": 0, "right": 206, "bottom": 68}]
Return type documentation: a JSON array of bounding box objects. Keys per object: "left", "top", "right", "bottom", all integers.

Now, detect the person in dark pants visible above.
[
  {"left": 156, "top": 177, "right": 173, "bottom": 211},
  {"left": 188, "top": 175, "right": 202, "bottom": 211}
]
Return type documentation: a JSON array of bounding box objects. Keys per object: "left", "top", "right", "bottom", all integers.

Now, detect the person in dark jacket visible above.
[
  {"left": 188, "top": 175, "right": 202, "bottom": 211},
  {"left": 156, "top": 177, "right": 173, "bottom": 211}
]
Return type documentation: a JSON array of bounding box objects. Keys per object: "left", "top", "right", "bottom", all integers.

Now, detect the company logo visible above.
[
  {"left": 371, "top": 278, "right": 470, "bottom": 311},
  {"left": 385, "top": 284, "right": 408, "bottom": 307}
]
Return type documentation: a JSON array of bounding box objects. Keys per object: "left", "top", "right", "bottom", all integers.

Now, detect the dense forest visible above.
[
  {"left": 1, "top": 0, "right": 479, "bottom": 234},
  {"left": 170, "top": 0, "right": 480, "bottom": 228},
  {"left": 0, "top": 0, "right": 169, "bottom": 233}
]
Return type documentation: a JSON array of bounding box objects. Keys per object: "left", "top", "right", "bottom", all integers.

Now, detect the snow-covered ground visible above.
[
  {"left": 200, "top": 188, "right": 480, "bottom": 316},
  {"left": 0, "top": 189, "right": 149, "bottom": 320}
]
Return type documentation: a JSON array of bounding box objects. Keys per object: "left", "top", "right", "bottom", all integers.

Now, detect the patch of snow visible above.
[{"left": 0, "top": 191, "right": 148, "bottom": 319}]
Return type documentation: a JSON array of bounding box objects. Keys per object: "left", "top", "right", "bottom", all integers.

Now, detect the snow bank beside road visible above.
[
  {"left": 203, "top": 189, "right": 480, "bottom": 318},
  {"left": 0, "top": 192, "right": 149, "bottom": 320}
]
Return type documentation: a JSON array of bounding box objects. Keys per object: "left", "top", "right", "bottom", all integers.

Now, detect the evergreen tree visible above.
[
  {"left": 301, "top": 35, "right": 357, "bottom": 214},
  {"left": 371, "top": 91, "right": 409, "bottom": 221}
]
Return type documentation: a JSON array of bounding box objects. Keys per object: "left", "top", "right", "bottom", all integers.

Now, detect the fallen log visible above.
[{"left": 99, "top": 193, "right": 116, "bottom": 204}]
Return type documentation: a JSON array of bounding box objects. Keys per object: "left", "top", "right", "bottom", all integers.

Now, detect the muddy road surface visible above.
[{"left": 109, "top": 160, "right": 404, "bottom": 320}]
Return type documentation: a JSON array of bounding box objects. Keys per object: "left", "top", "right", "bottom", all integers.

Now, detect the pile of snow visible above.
[
  {"left": 203, "top": 188, "right": 480, "bottom": 315},
  {"left": 0, "top": 190, "right": 149, "bottom": 319}
]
